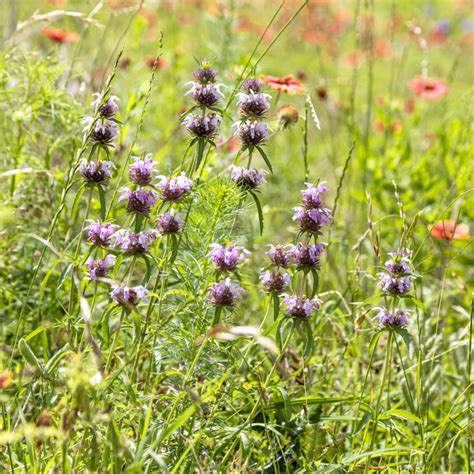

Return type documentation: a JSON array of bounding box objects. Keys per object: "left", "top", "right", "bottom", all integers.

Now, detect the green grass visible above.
[{"left": 0, "top": 1, "right": 473, "bottom": 472}]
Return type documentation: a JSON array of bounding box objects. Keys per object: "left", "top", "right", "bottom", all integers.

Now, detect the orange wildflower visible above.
[
  {"left": 430, "top": 220, "right": 470, "bottom": 240},
  {"left": 260, "top": 75, "right": 304, "bottom": 95},
  {"left": 0, "top": 371, "right": 13, "bottom": 389},
  {"left": 40, "top": 27, "right": 78, "bottom": 44}
]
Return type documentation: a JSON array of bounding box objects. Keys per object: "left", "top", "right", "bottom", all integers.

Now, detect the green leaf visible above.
[
  {"left": 248, "top": 190, "right": 264, "bottom": 235},
  {"left": 303, "top": 319, "right": 314, "bottom": 357},
  {"left": 256, "top": 146, "right": 273, "bottom": 173},
  {"left": 273, "top": 386, "right": 292, "bottom": 422},
  {"left": 19, "top": 338, "right": 43, "bottom": 374},
  {"left": 382, "top": 408, "right": 422, "bottom": 424},
  {"left": 396, "top": 327, "right": 414, "bottom": 359}
]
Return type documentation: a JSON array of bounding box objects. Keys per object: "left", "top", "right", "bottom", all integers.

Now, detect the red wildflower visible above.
[
  {"left": 145, "top": 57, "right": 167, "bottom": 69},
  {"left": 430, "top": 220, "right": 470, "bottom": 240},
  {"left": 40, "top": 27, "right": 78, "bottom": 44},
  {"left": 410, "top": 77, "right": 448, "bottom": 100},
  {"left": 260, "top": 75, "right": 304, "bottom": 95},
  {"left": 0, "top": 371, "right": 12, "bottom": 389}
]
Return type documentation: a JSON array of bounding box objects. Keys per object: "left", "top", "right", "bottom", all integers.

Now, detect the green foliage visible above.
[{"left": 0, "top": 1, "right": 472, "bottom": 472}]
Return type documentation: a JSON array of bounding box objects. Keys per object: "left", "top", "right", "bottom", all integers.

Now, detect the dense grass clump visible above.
[{"left": 0, "top": 1, "right": 472, "bottom": 472}]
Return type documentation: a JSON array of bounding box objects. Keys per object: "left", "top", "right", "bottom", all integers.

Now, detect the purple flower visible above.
[
  {"left": 156, "top": 173, "right": 193, "bottom": 201},
  {"left": 301, "top": 182, "right": 329, "bottom": 208},
  {"left": 242, "top": 78, "right": 263, "bottom": 93},
  {"left": 384, "top": 249, "right": 412, "bottom": 276},
  {"left": 378, "top": 308, "right": 410, "bottom": 328},
  {"left": 378, "top": 274, "right": 413, "bottom": 295},
  {"left": 281, "top": 295, "right": 321, "bottom": 319},
  {"left": 112, "top": 229, "right": 157, "bottom": 254},
  {"left": 119, "top": 187, "right": 158, "bottom": 215},
  {"left": 208, "top": 243, "right": 249, "bottom": 272},
  {"left": 110, "top": 284, "right": 149, "bottom": 308},
  {"left": 292, "top": 207, "right": 332, "bottom": 233},
  {"left": 236, "top": 120, "right": 269, "bottom": 147},
  {"left": 237, "top": 91, "right": 271, "bottom": 117},
  {"left": 266, "top": 244, "right": 294, "bottom": 268},
  {"left": 260, "top": 270, "right": 291, "bottom": 293},
  {"left": 129, "top": 154, "right": 158, "bottom": 186},
  {"left": 186, "top": 83, "right": 224, "bottom": 107},
  {"left": 230, "top": 166, "right": 266, "bottom": 190},
  {"left": 292, "top": 243, "right": 326, "bottom": 269},
  {"left": 157, "top": 211, "right": 183, "bottom": 235},
  {"left": 89, "top": 121, "right": 118, "bottom": 145},
  {"left": 86, "top": 221, "right": 118, "bottom": 247},
  {"left": 193, "top": 66, "right": 217, "bottom": 84},
  {"left": 183, "top": 113, "right": 221, "bottom": 138},
  {"left": 85, "top": 255, "right": 116, "bottom": 280},
  {"left": 78, "top": 159, "right": 114, "bottom": 184},
  {"left": 208, "top": 279, "right": 245, "bottom": 307},
  {"left": 92, "top": 94, "right": 120, "bottom": 118}
]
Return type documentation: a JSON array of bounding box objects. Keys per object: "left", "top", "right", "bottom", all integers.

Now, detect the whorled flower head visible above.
[
  {"left": 208, "top": 278, "right": 245, "bottom": 307},
  {"left": 384, "top": 248, "right": 412, "bottom": 276},
  {"left": 89, "top": 120, "right": 118, "bottom": 145},
  {"left": 119, "top": 187, "right": 158, "bottom": 215},
  {"left": 78, "top": 159, "right": 114, "bottom": 184},
  {"left": 292, "top": 243, "right": 326, "bottom": 269},
  {"left": 157, "top": 211, "right": 183, "bottom": 235},
  {"left": 85, "top": 255, "right": 116, "bottom": 280},
  {"left": 129, "top": 154, "right": 158, "bottom": 186},
  {"left": 86, "top": 221, "right": 118, "bottom": 247},
  {"left": 378, "top": 308, "right": 410, "bottom": 328},
  {"left": 110, "top": 284, "right": 149, "bottom": 308},
  {"left": 193, "top": 65, "right": 217, "bottom": 84},
  {"left": 186, "top": 83, "right": 224, "bottom": 108},
  {"left": 378, "top": 274, "right": 413, "bottom": 296},
  {"left": 183, "top": 113, "right": 221, "bottom": 138},
  {"left": 208, "top": 243, "right": 249, "bottom": 272},
  {"left": 266, "top": 244, "right": 294, "bottom": 268},
  {"left": 112, "top": 229, "right": 157, "bottom": 254},
  {"left": 237, "top": 91, "right": 271, "bottom": 118},
  {"left": 236, "top": 120, "right": 269, "bottom": 147},
  {"left": 260, "top": 270, "right": 291, "bottom": 293},
  {"left": 92, "top": 93, "right": 120, "bottom": 118},
  {"left": 281, "top": 294, "right": 321, "bottom": 319},
  {"left": 156, "top": 173, "right": 193, "bottom": 201},
  {"left": 242, "top": 78, "right": 263, "bottom": 93},
  {"left": 230, "top": 166, "right": 266, "bottom": 190},
  {"left": 301, "top": 182, "right": 329, "bottom": 208},
  {"left": 292, "top": 207, "right": 332, "bottom": 233}
]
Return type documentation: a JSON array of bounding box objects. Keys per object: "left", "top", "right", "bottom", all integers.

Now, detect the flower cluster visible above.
[
  {"left": 376, "top": 248, "right": 414, "bottom": 330},
  {"left": 281, "top": 294, "right": 321, "bottom": 319},
  {"left": 377, "top": 248, "right": 414, "bottom": 296},
  {"left": 230, "top": 166, "right": 266, "bottom": 190},
  {"left": 209, "top": 244, "right": 248, "bottom": 272},
  {"left": 182, "top": 62, "right": 224, "bottom": 139},
  {"left": 258, "top": 182, "right": 331, "bottom": 319},
  {"left": 156, "top": 173, "right": 193, "bottom": 201},
  {"left": 112, "top": 229, "right": 157, "bottom": 254},
  {"left": 207, "top": 243, "right": 248, "bottom": 308},
  {"left": 78, "top": 159, "right": 114, "bottom": 184},
  {"left": 79, "top": 92, "right": 121, "bottom": 184},
  {"left": 292, "top": 182, "right": 332, "bottom": 234},
  {"left": 377, "top": 309, "right": 410, "bottom": 328},
  {"left": 235, "top": 77, "right": 271, "bottom": 150},
  {"left": 110, "top": 285, "right": 149, "bottom": 309},
  {"left": 208, "top": 278, "right": 246, "bottom": 307},
  {"left": 129, "top": 154, "right": 158, "bottom": 186},
  {"left": 86, "top": 255, "right": 116, "bottom": 280}
]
